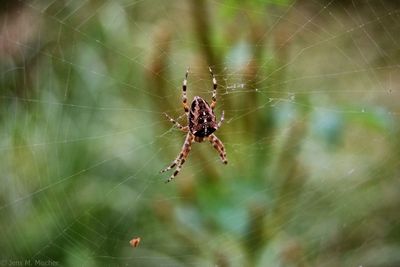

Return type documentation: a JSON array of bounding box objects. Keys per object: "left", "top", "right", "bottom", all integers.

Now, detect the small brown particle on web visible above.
[{"left": 130, "top": 237, "right": 141, "bottom": 248}]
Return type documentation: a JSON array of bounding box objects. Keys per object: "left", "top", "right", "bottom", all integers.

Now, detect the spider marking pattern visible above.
[{"left": 161, "top": 67, "right": 227, "bottom": 183}]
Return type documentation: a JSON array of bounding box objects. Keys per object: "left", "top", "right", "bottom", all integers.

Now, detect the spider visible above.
[{"left": 161, "top": 67, "right": 227, "bottom": 183}]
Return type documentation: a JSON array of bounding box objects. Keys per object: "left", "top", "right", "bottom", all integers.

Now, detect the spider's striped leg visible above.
[
  {"left": 166, "top": 155, "right": 187, "bottom": 183},
  {"left": 208, "top": 133, "right": 227, "bottom": 164},
  {"left": 182, "top": 68, "right": 190, "bottom": 116},
  {"left": 217, "top": 110, "right": 225, "bottom": 128},
  {"left": 161, "top": 133, "right": 194, "bottom": 182},
  {"left": 209, "top": 66, "right": 217, "bottom": 110},
  {"left": 163, "top": 113, "right": 189, "bottom": 132}
]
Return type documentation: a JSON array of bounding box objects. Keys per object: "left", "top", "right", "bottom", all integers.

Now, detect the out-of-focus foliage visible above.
[{"left": 1, "top": 0, "right": 399, "bottom": 266}]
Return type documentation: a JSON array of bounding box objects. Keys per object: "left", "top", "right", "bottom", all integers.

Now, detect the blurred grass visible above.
[{"left": 1, "top": 0, "right": 400, "bottom": 266}]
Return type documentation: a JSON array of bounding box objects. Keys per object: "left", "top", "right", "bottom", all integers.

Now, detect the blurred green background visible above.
[{"left": 1, "top": 0, "right": 400, "bottom": 266}]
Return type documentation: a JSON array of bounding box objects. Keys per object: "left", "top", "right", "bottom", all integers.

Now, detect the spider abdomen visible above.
[{"left": 189, "top": 96, "right": 217, "bottom": 138}]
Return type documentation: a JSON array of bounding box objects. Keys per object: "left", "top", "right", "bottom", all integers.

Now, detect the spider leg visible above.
[
  {"left": 160, "top": 158, "right": 180, "bottom": 174},
  {"left": 209, "top": 66, "right": 217, "bottom": 110},
  {"left": 182, "top": 68, "right": 190, "bottom": 116},
  {"left": 163, "top": 112, "right": 189, "bottom": 132},
  {"left": 208, "top": 133, "right": 227, "bottom": 164},
  {"left": 161, "top": 133, "right": 194, "bottom": 183},
  {"left": 160, "top": 157, "right": 180, "bottom": 174},
  {"left": 166, "top": 156, "right": 186, "bottom": 183}
]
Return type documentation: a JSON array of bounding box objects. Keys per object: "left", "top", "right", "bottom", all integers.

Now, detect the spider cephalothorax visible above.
[{"left": 161, "top": 67, "right": 227, "bottom": 183}]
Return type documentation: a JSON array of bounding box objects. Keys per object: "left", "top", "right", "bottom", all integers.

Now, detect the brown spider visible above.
[{"left": 161, "top": 67, "right": 227, "bottom": 183}]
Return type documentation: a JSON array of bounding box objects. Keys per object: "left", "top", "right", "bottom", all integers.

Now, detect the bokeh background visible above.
[{"left": 1, "top": 0, "right": 400, "bottom": 266}]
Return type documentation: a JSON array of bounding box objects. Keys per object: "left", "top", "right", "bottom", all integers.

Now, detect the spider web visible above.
[{"left": 1, "top": 0, "right": 399, "bottom": 266}]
